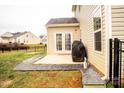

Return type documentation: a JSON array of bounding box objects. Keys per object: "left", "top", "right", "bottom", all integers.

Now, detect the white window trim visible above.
[
  {"left": 64, "top": 32, "right": 73, "bottom": 54},
  {"left": 54, "top": 32, "right": 73, "bottom": 54},
  {"left": 54, "top": 32, "right": 63, "bottom": 54},
  {"left": 93, "top": 6, "right": 103, "bottom": 55}
]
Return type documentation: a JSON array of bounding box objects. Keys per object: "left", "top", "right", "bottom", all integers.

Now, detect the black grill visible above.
[{"left": 72, "top": 40, "right": 87, "bottom": 62}]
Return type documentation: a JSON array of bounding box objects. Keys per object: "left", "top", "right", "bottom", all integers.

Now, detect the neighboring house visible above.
[
  {"left": 46, "top": 5, "right": 124, "bottom": 79},
  {"left": 1, "top": 32, "right": 14, "bottom": 43},
  {"left": 0, "top": 33, "right": 3, "bottom": 43},
  {"left": 1, "top": 31, "right": 41, "bottom": 44},
  {"left": 40, "top": 35, "right": 47, "bottom": 44},
  {"left": 0, "top": 33, "right": 2, "bottom": 43},
  {"left": 0, "top": 36, "right": 3, "bottom": 43}
]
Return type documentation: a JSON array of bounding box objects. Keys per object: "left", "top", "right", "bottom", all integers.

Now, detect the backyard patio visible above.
[
  {"left": 34, "top": 55, "right": 83, "bottom": 64},
  {"left": 14, "top": 54, "right": 105, "bottom": 88}
]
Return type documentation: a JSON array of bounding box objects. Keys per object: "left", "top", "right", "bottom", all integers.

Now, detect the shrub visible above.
[{"left": 0, "top": 43, "right": 29, "bottom": 51}]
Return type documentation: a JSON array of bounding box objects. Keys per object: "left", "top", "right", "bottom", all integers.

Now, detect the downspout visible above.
[{"left": 101, "top": 5, "right": 112, "bottom": 80}]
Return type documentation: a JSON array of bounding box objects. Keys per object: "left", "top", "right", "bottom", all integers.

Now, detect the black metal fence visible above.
[{"left": 108, "top": 38, "right": 124, "bottom": 88}]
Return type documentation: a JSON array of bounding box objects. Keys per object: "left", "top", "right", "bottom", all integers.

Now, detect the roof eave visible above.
[{"left": 46, "top": 23, "right": 79, "bottom": 28}]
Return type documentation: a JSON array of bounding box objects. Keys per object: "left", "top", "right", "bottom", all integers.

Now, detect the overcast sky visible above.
[{"left": 0, "top": 5, "right": 73, "bottom": 36}]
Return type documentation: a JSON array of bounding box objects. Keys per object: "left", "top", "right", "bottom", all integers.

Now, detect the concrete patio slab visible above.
[
  {"left": 34, "top": 55, "right": 83, "bottom": 64},
  {"left": 14, "top": 55, "right": 83, "bottom": 71}
]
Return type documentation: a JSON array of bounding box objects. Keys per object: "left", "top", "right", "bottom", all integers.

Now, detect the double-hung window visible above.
[{"left": 93, "top": 17, "right": 102, "bottom": 51}]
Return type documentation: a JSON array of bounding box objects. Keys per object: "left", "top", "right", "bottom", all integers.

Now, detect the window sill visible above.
[{"left": 94, "top": 50, "right": 103, "bottom": 55}]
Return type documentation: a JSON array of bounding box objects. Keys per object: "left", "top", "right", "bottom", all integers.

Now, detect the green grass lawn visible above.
[{"left": 0, "top": 50, "right": 82, "bottom": 88}]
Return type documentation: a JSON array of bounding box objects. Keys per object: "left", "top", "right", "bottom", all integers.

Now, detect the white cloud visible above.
[{"left": 0, "top": 4, "right": 74, "bottom": 36}]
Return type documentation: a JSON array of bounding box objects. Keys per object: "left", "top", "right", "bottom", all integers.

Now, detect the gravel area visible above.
[{"left": 14, "top": 55, "right": 105, "bottom": 87}]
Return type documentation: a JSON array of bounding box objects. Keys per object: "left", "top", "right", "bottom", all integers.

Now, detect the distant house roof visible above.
[
  {"left": 1, "top": 32, "right": 28, "bottom": 38},
  {"left": 12, "top": 32, "right": 26, "bottom": 38},
  {"left": 1, "top": 32, "right": 13, "bottom": 38},
  {"left": 46, "top": 17, "right": 79, "bottom": 25}
]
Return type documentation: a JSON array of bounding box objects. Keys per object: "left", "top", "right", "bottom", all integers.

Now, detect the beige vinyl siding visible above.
[
  {"left": 112, "top": 5, "right": 124, "bottom": 76},
  {"left": 1, "top": 37, "right": 15, "bottom": 43},
  {"left": 76, "top": 5, "right": 107, "bottom": 75},
  {"left": 74, "top": 6, "right": 80, "bottom": 22},
  {"left": 47, "top": 26, "right": 80, "bottom": 54},
  {"left": 16, "top": 32, "right": 41, "bottom": 44}
]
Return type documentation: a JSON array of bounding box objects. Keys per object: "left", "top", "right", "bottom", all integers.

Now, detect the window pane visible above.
[
  {"left": 65, "top": 33, "right": 71, "bottom": 50},
  {"left": 56, "top": 34, "right": 62, "bottom": 51},
  {"left": 95, "top": 31, "right": 101, "bottom": 51},
  {"left": 93, "top": 17, "right": 101, "bottom": 31}
]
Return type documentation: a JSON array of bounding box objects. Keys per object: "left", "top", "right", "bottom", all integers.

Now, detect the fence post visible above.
[
  {"left": 44, "top": 44, "right": 47, "bottom": 53},
  {"left": 109, "top": 39, "right": 112, "bottom": 81},
  {"left": 26, "top": 47, "right": 28, "bottom": 52},
  {"left": 17, "top": 47, "right": 18, "bottom": 52},
  {"left": 2, "top": 48, "right": 4, "bottom": 53},
  {"left": 113, "top": 38, "right": 120, "bottom": 88},
  {"left": 35, "top": 46, "right": 36, "bottom": 52},
  {"left": 119, "top": 41, "right": 122, "bottom": 88}
]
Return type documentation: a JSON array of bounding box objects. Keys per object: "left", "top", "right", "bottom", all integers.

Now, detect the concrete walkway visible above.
[
  {"left": 83, "top": 66, "right": 106, "bottom": 87},
  {"left": 14, "top": 55, "right": 105, "bottom": 87}
]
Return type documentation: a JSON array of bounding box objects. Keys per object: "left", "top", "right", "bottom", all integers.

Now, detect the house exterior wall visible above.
[
  {"left": 111, "top": 5, "right": 124, "bottom": 41},
  {"left": 16, "top": 32, "right": 41, "bottom": 44},
  {"left": 74, "top": 5, "right": 108, "bottom": 75},
  {"left": 1, "top": 37, "right": 15, "bottom": 43},
  {"left": 74, "top": 6, "right": 80, "bottom": 22},
  {"left": 47, "top": 26, "right": 80, "bottom": 54},
  {"left": 0, "top": 32, "right": 15, "bottom": 43},
  {"left": 111, "top": 5, "right": 124, "bottom": 76}
]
